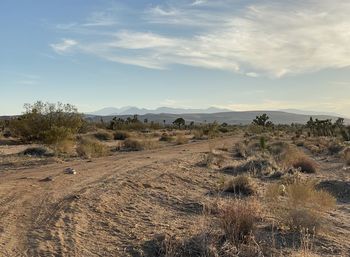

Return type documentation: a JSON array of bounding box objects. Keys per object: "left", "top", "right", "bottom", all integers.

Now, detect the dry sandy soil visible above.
[{"left": 0, "top": 135, "right": 349, "bottom": 256}]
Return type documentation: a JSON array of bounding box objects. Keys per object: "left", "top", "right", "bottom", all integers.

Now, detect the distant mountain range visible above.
[
  {"left": 89, "top": 106, "right": 231, "bottom": 116},
  {"left": 2, "top": 108, "right": 348, "bottom": 125},
  {"left": 86, "top": 110, "right": 350, "bottom": 125}
]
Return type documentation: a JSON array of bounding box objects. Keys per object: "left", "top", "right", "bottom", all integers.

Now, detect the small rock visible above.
[
  {"left": 40, "top": 176, "right": 54, "bottom": 182},
  {"left": 65, "top": 168, "right": 77, "bottom": 175},
  {"left": 142, "top": 183, "right": 152, "bottom": 188}
]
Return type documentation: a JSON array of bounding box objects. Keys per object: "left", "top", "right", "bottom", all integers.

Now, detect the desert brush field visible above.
[{"left": 0, "top": 103, "right": 349, "bottom": 257}]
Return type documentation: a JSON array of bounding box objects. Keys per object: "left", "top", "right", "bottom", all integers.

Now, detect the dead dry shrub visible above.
[
  {"left": 282, "top": 147, "right": 318, "bottom": 173},
  {"left": 233, "top": 156, "right": 279, "bottom": 176},
  {"left": 123, "top": 138, "right": 159, "bottom": 151},
  {"left": 159, "top": 133, "right": 173, "bottom": 142},
  {"left": 93, "top": 130, "right": 113, "bottom": 141},
  {"left": 21, "top": 146, "right": 53, "bottom": 157},
  {"left": 233, "top": 142, "right": 248, "bottom": 158},
  {"left": 268, "top": 141, "right": 289, "bottom": 159},
  {"left": 266, "top": 180, "right": 336, "bottom": 232},
  {"left": 219, "top": 199, "right": 262, "bottom": 244},
  {"left": 224, "top": 175, "right": 257, "bottom": 196},
  {"left": 201, "top": 152, "right": 225, "bottom": 168},
  {"left": 291, "top": 157, "right": 318, "bottom": 174},
  {"left": 53, "top": 139, "right": 76, "bottom": 154},
  {"left": 344, "top": 148, "right": 350, "bottom": 165},
  {"left": 286, "top": 180, "right": 335, "bottom": 211},
  {"left": 114, "top": 130, "right": 130, "bottom": 140},
  {"left": 327, "top": 141, "right": 344, "bottom": 155},
  {"left": 175, "top": 134, "right": 189, "bottom": 145},
  {"left": 192, "top": 129, "right": 205, "bottom": 140},
  {"left": 76, "top": 138, "right": 108, "bottom": 158}
]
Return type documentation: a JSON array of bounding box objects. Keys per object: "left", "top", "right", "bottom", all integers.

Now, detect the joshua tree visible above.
[
  {"left": 252, "top": 113, "right": 272, "bottom": 127},
  {"left": 173, "top": 118, "right": 185, "bottom": 129}
]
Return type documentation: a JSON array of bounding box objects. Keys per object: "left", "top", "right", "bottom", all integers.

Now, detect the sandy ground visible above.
[
  {"left": 0, "top": 137, "right": 235, "bottom": 256},
  {"left": 0, "top": 135, "right": 349, "bottom": 256}
]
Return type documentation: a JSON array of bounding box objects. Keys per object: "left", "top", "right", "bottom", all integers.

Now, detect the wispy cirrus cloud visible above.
[
  {"left": 50, "top": 39, "right": 78, "bottom": 54},
  {"left": 50, "top": 0, "right": 350, "bottom": 77}
]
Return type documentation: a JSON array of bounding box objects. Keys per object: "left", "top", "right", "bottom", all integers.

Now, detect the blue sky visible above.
[{"left": 1, "top": 0, "right": 350, "bottom": 116}]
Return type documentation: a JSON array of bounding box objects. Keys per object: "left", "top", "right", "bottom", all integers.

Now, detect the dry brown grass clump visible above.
[
  {"left": 192, "top": 129, "right": 205, "bottom": 140},
  {"left": 113, "top": 130, "right": 130, "bottom": 140},
  {"left": 344, "top": 148, "right": 350, "bottom": 166},
  {"left": 159, "top": 133, "right": 173, "bottom": 142},
  {"left": 93, "top": 130, "right": 113, "bottom": 141},
  {"left": 291, "top": 157, "right": 318, "bottom": 174},
  {"left": 232, "top": 156, "right": 279, "bottom": 176},
  {"left": 266, "top": 179, "right": 336, "bottom": 232},
  {"left": 223, "top": 175, "right": 257, "bottom": 196},
  {"left": 123, "top": 138, "right": 159, "bottom": 151},
  {"left": 219, "top": 199, "right": 262, "bottom": 244},
  {"left": 233, "top": 142, "right": 248, "bottom": 158},
  {"left": 21, "top": 147, "right": 52, "bottom": 157},
  {"left": 282, "top": 147, "right": 318, "bottom": 174},
  {"left": 201, "top": 151, "right": 225, "bottom": 168},
  {"left": 175, "top": 134, "right": 189, "bottom": 145},
  {"left": 76, "top": 138, "right": 108, "bottom": 158}
]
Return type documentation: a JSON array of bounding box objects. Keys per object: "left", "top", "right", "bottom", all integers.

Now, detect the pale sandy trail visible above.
[{"left": 0, "top": 136, "right": 239, "bottom": 257}]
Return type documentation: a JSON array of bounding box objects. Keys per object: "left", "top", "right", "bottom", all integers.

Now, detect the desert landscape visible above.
[
  {"left": 2, "top": 0, "right": 350, "bottom": 256},
  {"left": 0, "top": 103, "right": 349, "bottom": 256}
]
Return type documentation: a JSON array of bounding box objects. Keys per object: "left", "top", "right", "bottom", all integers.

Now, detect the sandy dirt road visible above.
[{"left": 0, "top": 137, "right": 239, "bottom": 257}]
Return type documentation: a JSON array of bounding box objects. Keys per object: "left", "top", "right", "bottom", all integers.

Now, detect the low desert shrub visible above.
[
  {"left": 159, "top": 133, "right": 173, "bottom": 142},
  {"left": 223, "top": 175, "right": 257, "bottom": 196},
  {"left": 286, "top": 180, "right": 335, "bottom": 211},
  {"left": 123, "top": 138, "right": 159, "bottom": 151},
  {"left": 176, "top": 134, "right": 189, "bottom": 145},
  {"left": 291, "top": 157, "right": 318, "bottom": 174},
  {"left": 192, "top": 129, "right": 205, "bottom": 140},
  {"left": 201, "top": 152, "right": 225, "bottom": 168},
  {"left": 219, "top": 199, "right": 262, "bottom": 244},
  {"left": 93, "top": 131, "right": 113, "bottom": 141},
  {"left": 233, "top": 156, "right": 279, "bottom": 176},
  {"left": 266, "top": 180, "right": 336, "bottom": 232},
  {"left": 327, "top": 141, "right": 343, "bottom": 155},
  {"left": 114, "top": 130, "right": 130, "bottom": 140},
  {"left": 21, "top": 147, "right": 52, "bottom": 157},
  {"left": 282, "top": 147, "right": 318, "bottom": 173},
  {"left": 233, "top": 142, "right": 247, "bottom": 158},
  {"left": 344, "top": 148, "right": 350, "bottom": 165},
  {"left": 9, "top": 101, "right": 83, "bottom": 145},
  {"left": 123, "top": 138, "right": 143, "bottom": 151},
  {"left": 268, "top": 141, "right": 289, "bottom": 158},
  {"left": 76, "top": 139, "right": 108, "bottom": 158},
  {"left": 286, "top": 208, "right": 321, "bottom": 233}
]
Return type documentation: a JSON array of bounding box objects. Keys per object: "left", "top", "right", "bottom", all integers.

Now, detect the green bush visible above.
[{"left": 10, "top": 101, "right": 83, "bottom": 145}]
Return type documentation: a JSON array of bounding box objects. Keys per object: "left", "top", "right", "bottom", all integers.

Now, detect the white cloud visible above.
[
  {"left": 50, "top": 39, "right": 78, "bottom": 54},
  {"left": 51, "top": 0, "right": 350, "bottom": 77}
]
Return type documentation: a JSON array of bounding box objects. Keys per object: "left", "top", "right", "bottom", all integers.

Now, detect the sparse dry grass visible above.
[
  {"left": 282, "top": 147, "right": 318, "bottom": 173},
  {"left": 113, "top": 130, "right": 130, "bottom": 140},
  {"left": 159, "top": 133, "right": 173, "bottom": 142},
  {"left": 266, "top": 179, "right": 336, "bottom": 232},
  {"left": 76, "top": 138, "right": 108, "bottom": 158},
  {"left": 223, "top": 175, "right": 257, "bottom": 196},
  {"left": 175, "top": 134, "right": 189, "bottom": 145},
  {"left": 344, "top": 148, "right": 350, "bottom": 166},
  {"left": 292, "top": 157, "right": 318, "bottom": 173},
  {"left": 93, "top": 130, "right": 113, "bottom": 141},
  {"left": 192, "top": 129, "right": 205, "bottom": 140},
  {"left": 123, "top": 138, "right": 159, "bottom": 151},
  {"left": 219, "top": 198, "right": 262, "bottom": 244}
]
